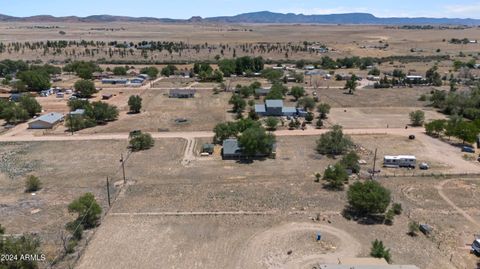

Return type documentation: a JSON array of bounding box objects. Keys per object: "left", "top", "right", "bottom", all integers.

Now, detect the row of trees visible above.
[
  {"left": 425, "top": 117, "right": 480, "bottom": 144},
  {"left": 430, "top": 86, "right": 480, "bottom": 121}
]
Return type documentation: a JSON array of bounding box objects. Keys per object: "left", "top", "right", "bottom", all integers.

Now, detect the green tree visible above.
[
  {"left": 19, "top": 95, "right": 42, "bottom": 117},
  {"left": 265, "top": 117, "right": 279, "bottom": 131},
  {"left": 305, "top": 112, "right": 314, "bottom": 123},
  {"left": 454, "top": 121, "right": 479, "bottom": 144},
  {"left": 218, "top": 59, "right": 236, "bottom": 77},
  {"left": 128, "top": 95, "right": 142, "bottom": 114},
  {"left": 74, "top": 79, "right": 97, "bottom": 98},
  {"left": 140, "top": 66, "right": 159, "bottom": 78},
  {"left": 238, "top": 126, "right": 275, "bottom": 158},
  {"left": 161, "top": 64, "right": 178, "bottom": 77},
  {"left": 408, "top": 221, "right": 420, "bottom": 236},
  {"left": 65, "top": 114, "right": 88, "bottom": 132},
  {"left": 213, "top": 122, "right": 239, "bottom": 144},
  {"left": 261, "top": 68, "right": 283, "bottom": 83},
  {"left": 297, "top": 96, "right": 316, "bottom": 111},
  {"left": 25, "top": 175, "right": 41, "bottom": 193},
  {"left": 68, "top": 193, "right": 102, "bottom": 229},
  {"left": 0, "top": 234, "right": 42, "bottom": 269},
  {"left": 347, "top": 181, "right": 391, "bottom": 216},
  {"left": 392, "top": 203, "right": 402, "bottom": 215},
  {"left": 409, "top": 110, "right": 425, "bottom": 126},
  {"left": 64, "top": 61, "right": 101, "bottom": 79},
  {"left": 316, "top": 125, "right": 353, "bottom": 156},
  {"left": 370, "top": 239, "right": 391, "bottom": 263},
  {"left": 316, "top": 119, "right": 324, "bottom": 129},
  {"left": 89, "top": 101, "right": 119, "bottom": 123},
  {"left": 129, "top": 132, "right": 155, "bottom": 151},
  {"left": 426, "top": 65, "right": 442, "bottom": 86},
  {"left": 339, "top": 151, "right": 361, "bottom": 173},
  {"left": 229, "top": 94, "right": 246, "bottom": 114},
  {"left": 1, "top": 104, "right": 29, "bottom": 124},
  {"left": 317, "top": 103, "right": 331, "bottom": 119},
  {"left": 425, "top": 119, "right": 446, "bottom": 137},
  {"left": 113, "top": 66, "right": 127, "bottom": 76},
  {"left": 344, "top": 75, "right": 358, "bottom": 94},
  {"left": 17, "top": 70, "right": 51, "bottom": 91},
  {"left": 368, "top": 67, "right": 381, "bottom": 76},
  {"left": 323, "top": 163, "right": 349, "bottom": 190},
  {"left": 290, "top": 86, "right": 305, "bottom": 101}
]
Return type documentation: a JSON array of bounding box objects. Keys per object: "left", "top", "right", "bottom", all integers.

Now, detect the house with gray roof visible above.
[
  {"left": 222, "top": 138, "right": 277, "bottom": 160},
  {"left": 28, "top": 112, "right": 64, "bottom": 129},
  {"left": 255, "top": 99, "right": 301, "bottom": 117},
  {"left": 222, "top": 139, "right": 243, "bottom": 159}
]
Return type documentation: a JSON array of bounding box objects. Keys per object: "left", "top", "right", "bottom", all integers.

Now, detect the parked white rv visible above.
[{"left": 383, "top": 155, "right": 416, "bottom": 168}]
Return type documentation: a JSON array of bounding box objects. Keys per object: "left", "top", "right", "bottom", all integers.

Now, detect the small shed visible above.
[
  {"left": 169, "top": 89, "right": 196, "bottom": 98},
  {"left": 102, "top": 94, "right": 113, "bottom": 100},
  {"left": 68, "top": 109, "right": 86, "bottom": 117},
  {"left": 202, "top": 144, "right": 215, "bottom": 155},
  {"left": 255, "top": 88, "right": 271, "bottom": 96},
  {"left": 28, "top": 113, "right": 64, "bottom": 129}
]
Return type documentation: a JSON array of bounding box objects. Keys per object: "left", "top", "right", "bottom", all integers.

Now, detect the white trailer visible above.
[{"left": 383, "top": 155, "right": 416, "bottom": 168}]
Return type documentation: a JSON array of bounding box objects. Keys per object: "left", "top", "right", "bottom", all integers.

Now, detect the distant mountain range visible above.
[{"left": 1, "top": 11, "right": 480, "bottom": 25}]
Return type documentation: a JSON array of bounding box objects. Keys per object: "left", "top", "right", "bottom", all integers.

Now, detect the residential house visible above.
[
  {"left": 255, "top": 99, "right": 301, "bottom": 117},
  {"left": 169, "top": 89, "right": 196, "bottom": 98},
  {"left": 222, "top": 138, "right": 276, "bottom": 160},
  {"left": 28, "top": 113, "right": 64, "bottom": 129}
]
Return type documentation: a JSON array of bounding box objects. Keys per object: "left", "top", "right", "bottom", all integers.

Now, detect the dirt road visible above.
[
  {"left": 0, "top": 127, "right": 420, "bottom": 142},
  {"left": 436, "top": 179, "right": 480, "bottom": 229}
]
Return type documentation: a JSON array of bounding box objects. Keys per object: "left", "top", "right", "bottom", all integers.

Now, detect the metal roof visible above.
[
  {"left": 35, "top": 113, "right": 64, "bottom": 124},
  {"left": 222, "top": 139, "right": 242, "bottom": 155},
  {"left": 265, "top": 99, "right": 283, "bottom": 108},
  {"left": 255, "top": 104, "right": 266, "bottom": 113},
  {"left": 282, "top": 107, "right": 297, "bottom": 113}
]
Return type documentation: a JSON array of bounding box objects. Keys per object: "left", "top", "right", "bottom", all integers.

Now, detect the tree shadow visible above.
[{"left": 342, "top": 207, "right": 385, "bottom": 225}]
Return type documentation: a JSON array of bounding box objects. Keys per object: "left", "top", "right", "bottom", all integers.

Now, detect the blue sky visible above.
[{"left": 1, "top": 0, "right": 480, "bottom": 19}]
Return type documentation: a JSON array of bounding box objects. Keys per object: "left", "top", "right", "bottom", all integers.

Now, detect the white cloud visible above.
[{"left": 444, "top": 3, "right": 480, "bottom": 17}]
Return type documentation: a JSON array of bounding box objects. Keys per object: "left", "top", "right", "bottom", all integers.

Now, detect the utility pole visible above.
[
  {"left": 371, "top": 148, "right": 378, "bottom": 180},
  {"left": 106, "top": 177, "right": 111, "bottom": 207},
  {"left": 120, "top": 153, "right": 126, "bottom": 184}
]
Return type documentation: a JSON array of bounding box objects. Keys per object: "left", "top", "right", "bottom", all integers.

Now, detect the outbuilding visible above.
[
  {"left": 28, "top": 113, "right": 64, "bottom": 129},
  {"left": 169, "top": 89, "right": 196, "bottom": 98}
]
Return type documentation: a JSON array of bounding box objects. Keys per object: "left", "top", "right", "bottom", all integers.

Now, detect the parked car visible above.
[
  {"left": 419, "top": 163, "right": 430, "bottom": 170},
  {"left": 462, "top": 146, "right": 476, "bottom": 153},
  {"left": 471, "top": 239, "right": 480, "bottom": 254},
  {"left": 419, "top": 224, "right": 433, "bottom": 236}
]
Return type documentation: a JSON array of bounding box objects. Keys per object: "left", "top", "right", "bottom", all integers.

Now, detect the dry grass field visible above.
[
  {"left": 72, "top": 136, "right": 479, "bottom": 269},
  {"left": 2, "top": 21, "right": 480, "bottom": 269},
  {"left": 1, "top": 133, "right": 479, "bottom": 268},
  {"left": 1, "top": 23, "right": 480, "bottom": 62}
]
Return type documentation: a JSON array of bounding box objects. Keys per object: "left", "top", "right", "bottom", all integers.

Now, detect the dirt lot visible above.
[
  {"left": 1, "top": 134, "right": 479, "bottom": 268},
  {"left": 327, "top": 107, "right": 446, "bottom": 129},
  {"left": 74, "top": 133, "right": 480, "bottom": 269},
  {"left": 79, "top": 88, "right": 232, "bottom": 133},
  {"left": 1, "top": 23, "right": 480, "bottom": 62}
]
